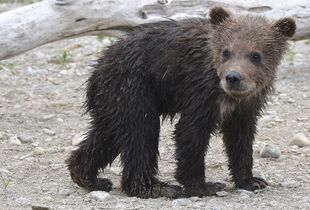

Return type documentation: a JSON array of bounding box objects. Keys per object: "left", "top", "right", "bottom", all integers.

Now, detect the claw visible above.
[
  {"left": 185, "top": 181, "right": 226, "bottom": 197},
  {"left": 238, "top": 177, "right": 269, "bottom": 191}
]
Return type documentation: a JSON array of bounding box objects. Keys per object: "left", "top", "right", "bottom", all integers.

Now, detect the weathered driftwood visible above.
[{"left": 0, "top": 0, "right": 309, "bottom": 60}]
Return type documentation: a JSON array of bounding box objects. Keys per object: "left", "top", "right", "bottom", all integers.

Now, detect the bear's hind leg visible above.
[{"left": 67, "top": 130, "right": 117, "bottom": 191}]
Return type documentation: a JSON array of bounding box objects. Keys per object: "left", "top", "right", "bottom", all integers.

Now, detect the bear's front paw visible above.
[
  {"left": 184, "top": 181, "right": 226, "bottom": 197},
  {"left": 93, "top": 178, "right": 113, "bottom": 192},
  {"left": 238, "top": 177, "right": 269, "bottom": 191}
]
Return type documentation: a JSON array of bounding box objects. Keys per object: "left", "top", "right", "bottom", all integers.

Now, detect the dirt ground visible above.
[{"left": 0, "top": 2, "right": 310, "bottom": 210}]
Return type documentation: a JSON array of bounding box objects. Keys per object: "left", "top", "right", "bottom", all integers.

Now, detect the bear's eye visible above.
[
  {"left": 251, "top": 52, "right": 262, "bottom": 63},
  {"left": 222, "top": 49, "right": 231, "bottom": 60}
]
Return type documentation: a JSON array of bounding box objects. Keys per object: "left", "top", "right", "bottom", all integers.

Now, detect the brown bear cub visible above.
[{"left": 67, "top": 7, "right": 296, "bottom": 198}]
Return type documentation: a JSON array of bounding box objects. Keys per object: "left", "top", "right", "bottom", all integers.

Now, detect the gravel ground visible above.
[{"left": 0, "top": 3, "right": 310, "bottom": 210}]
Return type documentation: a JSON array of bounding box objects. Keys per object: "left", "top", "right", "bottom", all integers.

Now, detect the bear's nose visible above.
[{"left": 225, "top": 71, "right": 242, "bottom": 86}]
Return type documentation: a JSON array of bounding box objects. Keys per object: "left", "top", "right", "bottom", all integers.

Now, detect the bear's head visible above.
[{"left": 208, "top": 7, "right": 296, "bottom": 100}]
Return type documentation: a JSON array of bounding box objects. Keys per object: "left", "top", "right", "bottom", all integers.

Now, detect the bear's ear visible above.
[
  {"left": 209, "top": 7, "right": 231, "bottom": 25},
  {"left": 272, "top": 18, "right": 296, "bottom": 38}
]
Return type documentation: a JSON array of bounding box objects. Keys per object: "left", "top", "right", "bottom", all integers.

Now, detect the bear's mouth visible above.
[{"left": 220, "top": 80, "right": 255, "bottom": 99}]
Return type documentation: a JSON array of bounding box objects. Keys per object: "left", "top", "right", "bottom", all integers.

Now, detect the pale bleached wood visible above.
[{"left": 0, "top": 0, "right": 309, "bottom": 60}]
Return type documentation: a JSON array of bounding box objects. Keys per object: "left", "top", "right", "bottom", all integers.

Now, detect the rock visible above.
[
  {"left": 89, "top": 191, "right": 110, "bottom": 201},
  {"left": 20, "top": 152, "right": 33, "bottom": 160},
  {"left": 0, "top": 131, "right": 4, "bottom": 140},
  {"left": 289, "top": 133, "right": 310, "bottom": 147},
  {"left": 57, "top": 118, "right": 64, "bottom": 123},
  {"left": 237, "top": 189, "right": 254, "bottom": 199},
  {"left": 43, "top": 128, "right": 56, "bottom": 136},
  {"left": 237, "top": 189, "right": 254, "bottom": 195},
  {"left": 34, "top": 147, "right": 47, "bottom": 155},
  {"left": 190, "top": 197, "right": 201, "bottom": 202},
  {"left": 256, "top": 141, "right": 267, "bottom": 151},
  {"left": 0, "top": 168, "right": 10, "bottom": 175},
  {"left": 31, "top": 206, "right": 51, "bottom": 210},
  {"left": 259, "top": 144, "right": 281, "bottom": 159},
  {"left": 41, "top": 114, "right": 56, "bottom": 121},
  {"left": 43, "top": 196, "right": 53, "bottom": 202},
  {"left": 25, "top": 66, "right": 34, "bottom": 75},
  {"left": 253, "top": 170, "right": 266, "bottom": 180},
  {"left": 72, "top": 133, "right": 85, "bottom": 146},
  {"left": 9, "top": 136, "right": 22, "bottom": 145},
  {"left": 172, "top": 198, "right": 190, "bottom": 207},
  {"left": 58, "top": 188, "right": 73, "bottom": 196},
  {"left": 281, "top": 180, "right": 301, "bottom": 188},
  {"left": 19, "top": 134, "right": 33, "bottom": 143},
  {"left": 239, "top": 193, "right": 250, "bottom": 199},
  {"left": 216, "top": 191, "right": 229, "bottom": 197},
  {"left": 16, "top": 197, "right": 30, "bottom": 205},
  {"left": 288, "top": 98, "right": 295, "bottom": 103},
  {"left": 32, "top": 142, "right": 39, "bottom": 147}
]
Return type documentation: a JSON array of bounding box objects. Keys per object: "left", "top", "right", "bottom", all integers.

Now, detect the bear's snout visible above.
[
  {"left": 221, "top": 70, "right": 256, "bottom": 98},
  {"left": 225, "top": 71, "right": 242, "bottom": 87}
]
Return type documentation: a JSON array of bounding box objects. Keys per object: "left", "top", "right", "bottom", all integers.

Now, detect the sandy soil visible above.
[{"left": 0, "top": 3, "right": 309, "bottom": 210}]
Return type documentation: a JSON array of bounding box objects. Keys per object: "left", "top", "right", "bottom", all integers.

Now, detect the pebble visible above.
[
  {"left": 34, "top": 147, "right": 47, "bottom": 155},
  {"left": 57, "top": 118, "right": 64, "bottom": 123},
  {"left": 189, "top": 197, "right": 201, "bottom": 202},
  {"left": 239, "top": 193, "right": 250, "bottom": 199},
  {"left": 72, "top": 133, "right": 85, "bottom": 146},
  {"left": 172, "top": 198, "right": 190, "bottom": 207},
  {"left": 237, "top": 189, "right": 254, "bottom": 199},
  {"left": 58, "top": 188, "right": 73, "bottom": 196},
  {"left": 259, "top": 144, "right": 281, "bottom": 159},
  {"left": 281, "top": 180, "right": 301, "bottom": 188},
  {"left": 89, "top": 191, "right": 110, "bottom": 201},
  {"left": 253, "top": 170, "right": 266, "bottom": 180},
  {"left": 19, "top": 134, "right": 34, "bottom": 143},
  {"left": 0, "top": 168, "right": 10, "bottom": 175},
  {"left": 158, "top": 0, "right": 171, "bottom": 5},
  {"left": 0, "top": 131, "right": 4, "bottom": 139},
  {"left": 256, "top": 141, "right": 267, "bottom": 150},
  {"left": 9, "top": 136, "right": 22, "bottom": 145},
  {"left": 20, "top": 152, "right": 33, "bottom": 160},
  {"left": 60, "top": 70, "right": 68, "bottom": 75},
  {"left": 216, "top": 191, "right": 229, "bottom": 197},
  {"left": 16, "top": 197, "right": 30, "bottom": 205},
  {"left": 289, "top": 133, "right": 310, "bottom": 147},
  {"left": 237, "top": 189, "right": 254, "bottom": 195},
  {"left": 43, "top": 128, "right": 56, "bottom": 136},
  {"left": 25, "top": 66, "right": 34, "bottom": 75},
  {"left": 41, "top": 114, "right": 56, "bottom": 121},
  {"left": 32, "top": 205, "right": 50, "bottom": 210}
]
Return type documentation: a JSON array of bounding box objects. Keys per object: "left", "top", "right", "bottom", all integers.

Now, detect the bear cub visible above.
[{"left": 67, "top": 7, "right": 296, "bottom": 198}]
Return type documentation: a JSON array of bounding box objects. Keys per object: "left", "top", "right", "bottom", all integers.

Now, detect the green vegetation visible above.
[
  {"left": 96, "top": 34, "right": 117, "bottom": 45},
  {"left": 286, "top": 47, "right": 295, "bottom": 65},
  {"left": 96, "top": 33, "right": 105, "bottom": 42},
  {"left": 305, "top": 39, "right": 310, "bottom": 45},
  {"left": 58, "top": 48, "right": 72, "bottom": 68},
  {"left": 1, "top": 175, "right": 11, "bottom": 190},
  {"left": 7, "top": 62, "right": 16, "bottom": 74}
]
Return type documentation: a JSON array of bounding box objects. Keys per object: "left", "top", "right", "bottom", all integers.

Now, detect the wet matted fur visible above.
[{"left": 67, "top": 7, "right": 296, "bottom": 198}]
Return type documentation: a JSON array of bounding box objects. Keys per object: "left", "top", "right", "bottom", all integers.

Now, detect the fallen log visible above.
[{"left": 0, "top": 0, "right": 309, "bottom": 60}]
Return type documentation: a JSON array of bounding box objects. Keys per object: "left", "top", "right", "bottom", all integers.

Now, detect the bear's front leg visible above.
[
  {"left": 221, "top": 107, "right": 269, "bottom": 191},
  {"left": 174, "top": 114, "right": 225, "bottom": 197}
]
